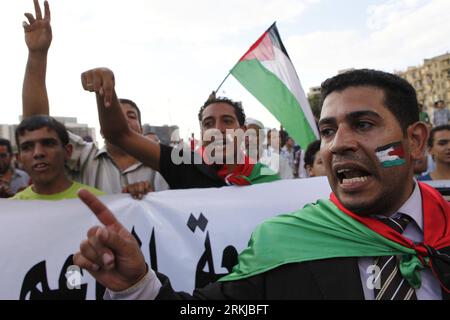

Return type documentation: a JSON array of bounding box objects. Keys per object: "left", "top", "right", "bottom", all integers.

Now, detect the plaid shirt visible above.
[{"left": 433, "top": 108, "right": 450, "bottom": 126}]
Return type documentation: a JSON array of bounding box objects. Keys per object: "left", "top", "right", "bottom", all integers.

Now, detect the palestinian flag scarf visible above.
[
  {"left": 220, "top": 182, "right": 450, "bottom": 292},
  {"left": 198, "top": 147, "right": 280, "bottom": 186}
]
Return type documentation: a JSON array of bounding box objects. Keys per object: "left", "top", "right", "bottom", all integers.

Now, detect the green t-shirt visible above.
[{"left": 11, "top": 181, "right": 105, "bottom": 200}]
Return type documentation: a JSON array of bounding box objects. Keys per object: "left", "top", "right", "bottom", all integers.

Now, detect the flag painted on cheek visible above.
[{"left": 375, "top": 142, "right": 406, "bottom": 168}]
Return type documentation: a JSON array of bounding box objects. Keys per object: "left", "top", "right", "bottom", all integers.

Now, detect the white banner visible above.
[{"left": 0, "top": 177, "right": 331, "bottom": 300}]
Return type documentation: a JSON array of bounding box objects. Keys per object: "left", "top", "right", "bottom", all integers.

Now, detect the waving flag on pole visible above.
[{"left": 229, "top": 22, "right": 319, "bottom": 149}]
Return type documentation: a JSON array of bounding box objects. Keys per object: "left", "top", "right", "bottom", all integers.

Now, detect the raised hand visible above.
[
  {"left": 23, "top": 0, "right": 52, "bottom": 53},
  {"left": 73, "top": 189, "right": 147, "bottom": 292},
  {"left": 81, "top": 68, "right": 116, "bottom": 107}
]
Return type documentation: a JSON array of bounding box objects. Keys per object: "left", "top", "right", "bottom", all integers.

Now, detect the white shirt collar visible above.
[{"left": 391, "top": 181, "right": 423, "bottom": 231}]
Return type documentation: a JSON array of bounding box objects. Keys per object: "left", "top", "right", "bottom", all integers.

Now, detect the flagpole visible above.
[{"left": 215, "top": 71, "right": 231, "bottom": 94}]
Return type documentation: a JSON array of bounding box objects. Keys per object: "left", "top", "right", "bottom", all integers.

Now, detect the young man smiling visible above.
[{"left": 78, "top": 68, "right": 279, "bottom": 189}]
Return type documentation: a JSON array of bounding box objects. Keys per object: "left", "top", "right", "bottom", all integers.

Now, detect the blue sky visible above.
[{"left": 2, "top": 0, "right": 449, "bottom": 144}]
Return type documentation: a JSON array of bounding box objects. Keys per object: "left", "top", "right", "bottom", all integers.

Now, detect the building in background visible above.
[
  {"left": 142, "top": 124, "right": 180, "bottom": 146},
  {"left": 0, "top": 116, "right": 96, "bottom": 151},
  {"left": 307, "top": 86, "right": 322, "bottom": 120},
  {"left": 397, "top": 52, "right": 450, "bottom": 121},
  {"left": 308, "top": 86, "right": 321, "bottom": 99}
]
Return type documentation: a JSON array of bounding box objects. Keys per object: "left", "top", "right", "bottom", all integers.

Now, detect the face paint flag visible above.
[
  {"left": 375, "top": 142, "right": 406, "bottom": 168},
  {"left": 229, "top": 22, "right": 319, "bottom": 150}
]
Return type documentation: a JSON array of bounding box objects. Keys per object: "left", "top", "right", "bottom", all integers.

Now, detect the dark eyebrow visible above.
[
  {"left": 41, "top": 137, "right": 59, "bottom": 144},
  {"left": 318, "top": 117, "right": 336, "bottom": 128},
  {"left": 222, "top": 115, "right": 236, "bottom": 120},
  {"left": 20, "top": 138, "right": 58, "bottom": 147},
  {"left": 346, "top": 110, "right": 382, "bottom": 121},
  {"left": 318, "top": 110, "right": 382, "bottom": 127},
  {"left": 19, "top": 141, "right": 34, "bottom": 148}
]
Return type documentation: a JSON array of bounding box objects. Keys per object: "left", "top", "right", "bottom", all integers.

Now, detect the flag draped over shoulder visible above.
[
  {"left": 230, "top": 22, "right": 319, "bottom": 150},
  {"left": 220, "top": 183, "right": 450, "bottom": 292}
]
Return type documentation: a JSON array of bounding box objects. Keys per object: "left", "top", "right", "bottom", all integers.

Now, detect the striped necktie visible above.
[{"left": 373, "top": 214, "right": 418, "bottom": 300}]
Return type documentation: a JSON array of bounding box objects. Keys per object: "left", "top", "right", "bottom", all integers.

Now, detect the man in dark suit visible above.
[{"left": 74, "top": 69, "right": 450, "bottom": 300}]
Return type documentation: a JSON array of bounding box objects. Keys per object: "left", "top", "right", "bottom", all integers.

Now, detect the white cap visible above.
[{"left": 245, "top": 118, "right": 264, "bottom": 129}]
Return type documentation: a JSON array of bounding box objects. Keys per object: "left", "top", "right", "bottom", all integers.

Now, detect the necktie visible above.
[{"left": 373, "top": 214, "right": 418, "bottom": 300}]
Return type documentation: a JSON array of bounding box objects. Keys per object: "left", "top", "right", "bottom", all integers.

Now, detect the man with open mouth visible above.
[{"left": 74, "top": 69, "right": 450, "bottom": 300}]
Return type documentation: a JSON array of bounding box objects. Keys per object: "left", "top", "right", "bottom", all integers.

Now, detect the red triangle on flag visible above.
[{"left": 239, "top": 31, "right": 275, "bottom": 62}]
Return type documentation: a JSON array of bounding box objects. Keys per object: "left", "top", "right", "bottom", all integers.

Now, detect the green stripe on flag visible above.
[
  {"left": 381, "top": 159, "right": 406, "bottom": 168},
  {"left": 231, "top": 59, "right": 316, "bottom": 150}
]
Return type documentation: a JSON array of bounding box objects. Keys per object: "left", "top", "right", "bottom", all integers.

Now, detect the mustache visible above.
[
  {"left": 331, "top": 153, "right": 364, "bottom": 163},
  {"left": 331, "top": 153, "right": 374, "bottom": 168}
]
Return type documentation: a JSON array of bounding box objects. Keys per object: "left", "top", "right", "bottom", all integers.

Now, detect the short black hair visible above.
[
  {"left": 320, "top": 69, "right": 419, "bottom": 133},
  {"left": 119, "top": 98, "right": 142, "bottom": 126},
  {"left": 15, "top": 115, "right": 69, "bottom": 150},
  {"left": 279, "top": 130, "right": 289, "bottom": 147},
  {"left": 304, "top": 140, "right": 321, "bottom": 170},
  {"left": 198, "top": 96, "right": 246, "bottom": 126},
  {"left": 0, "top": 138, "right": 12, "bottom": 154},
  {"left": 428, "top": 124, "right": 450, "bottom": 148}
]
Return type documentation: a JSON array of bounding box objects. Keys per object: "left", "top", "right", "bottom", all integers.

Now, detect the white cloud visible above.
[
  {"left": 367, "top": 0, "right": 428, "bottom": 30},
  {"left": 287, "top": 0, "right": 450, "bottom": 90}
]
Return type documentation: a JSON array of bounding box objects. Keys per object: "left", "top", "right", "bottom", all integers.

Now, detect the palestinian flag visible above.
[
  {"left": 230, "top": 22, "right": 319, "bottom": 150},
  {"left": 375, "top": 142, "right": 406, "bottom": 168}
]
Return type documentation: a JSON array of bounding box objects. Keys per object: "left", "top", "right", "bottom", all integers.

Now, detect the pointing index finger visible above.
[{"left": 78, "top": 189, "right": 120, "bottom": 228}]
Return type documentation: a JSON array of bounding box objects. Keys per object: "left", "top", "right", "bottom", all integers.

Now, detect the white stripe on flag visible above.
[{"left": 261, "top": 46, "right": 319, "bottom": 138}]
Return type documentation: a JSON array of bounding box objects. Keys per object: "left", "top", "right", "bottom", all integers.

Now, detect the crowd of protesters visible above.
[{"left": 1, "top": 0, "right": 450, "bottom": 302}]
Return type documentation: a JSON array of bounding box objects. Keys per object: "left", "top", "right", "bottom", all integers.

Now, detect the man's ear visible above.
[
  {"left": 17, "top": 152, "right": 23, "bottom": 166},
  {"left": 305, "top": 165, "right": 313, "bottom": 177},
  {"left": 65, "top": 143, "right": 73, "bottom": 161},
  {"left": 199, "top": 124, "right": 204, "bottom": 146},
  {"left": 407, "top": 122, "right": 429, "bottom": 161}
]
